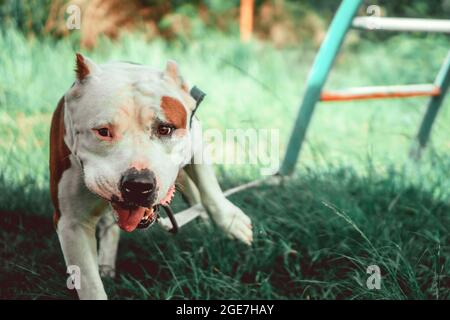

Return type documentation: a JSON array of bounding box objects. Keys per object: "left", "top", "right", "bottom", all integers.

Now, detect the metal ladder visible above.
[
  {"left": 160, "top": 0, "right": 450, "bottom": 231},
  {"left": 279, "top": 0, "right": 450, "bottom": 175}
]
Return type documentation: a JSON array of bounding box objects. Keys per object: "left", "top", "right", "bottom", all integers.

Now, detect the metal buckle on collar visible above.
[{"left": 189, "top": 86, "right": 206, "bottom": 127}]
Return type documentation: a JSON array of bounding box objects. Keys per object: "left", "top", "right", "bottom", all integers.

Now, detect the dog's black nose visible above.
[{"left": 120, "top": 168, "right": 156, "bottom": 207}]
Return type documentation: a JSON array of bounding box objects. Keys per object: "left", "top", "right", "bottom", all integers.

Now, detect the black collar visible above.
[{"left": 189, "top": 86, "right": 206, "bottom": 127}]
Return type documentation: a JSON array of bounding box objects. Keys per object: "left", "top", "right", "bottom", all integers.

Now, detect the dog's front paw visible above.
[
  {"left": 211, "top": 201, "right": 253, "bottom": 246},
  {"left": 99, "top": 265, "right": 116, "bottom": 279}
]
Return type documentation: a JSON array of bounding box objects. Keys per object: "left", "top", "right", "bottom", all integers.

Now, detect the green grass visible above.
[{"left": 0, "top": 28, "right": 449, "bottom": 299}]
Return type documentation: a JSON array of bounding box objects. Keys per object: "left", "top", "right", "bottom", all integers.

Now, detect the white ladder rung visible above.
[{"left": 352, "top": 17, "right": 450, "bottom": 33}]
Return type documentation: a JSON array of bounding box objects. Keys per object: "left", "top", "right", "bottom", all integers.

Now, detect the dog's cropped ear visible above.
[
  {"left": 75, "top": 53, "right": 99, "bottom": 82},
  {"left": 164, "top": 60, "right": 190, "bottom": 92},
  {"left": 165, "top": 60, "right": 179, "bottom": 81},
  {"left": 164, "top": 60, "right": 200, "bottom": 116}
]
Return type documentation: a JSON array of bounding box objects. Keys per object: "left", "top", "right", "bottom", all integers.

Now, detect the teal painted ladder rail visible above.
[{"left": 278, "top": 0, "right": 450, "bottom": 176}]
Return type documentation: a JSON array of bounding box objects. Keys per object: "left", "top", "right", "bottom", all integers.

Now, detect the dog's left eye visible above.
[
  {"left": 97, "top": 128, "right": 110, "bottom": 137},
  {"left": 93, "top": 127, "right": 113, "bottom": 141},
  {"left": 157, "top": 124, "right": 175, "bottom": 136}
]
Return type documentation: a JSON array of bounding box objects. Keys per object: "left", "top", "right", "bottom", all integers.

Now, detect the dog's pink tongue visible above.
[{"left": 114, "top": 206, "right": 146, "bottom": 232}]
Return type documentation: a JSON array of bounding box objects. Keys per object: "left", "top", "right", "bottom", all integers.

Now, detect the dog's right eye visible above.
[
  {"left": 98, "top": 128, "right": 110, "bottom": 137},
  {"left": 157, "top": 124, "right": 175, "bottom": 137},
  {"left": 93, "top": 127, "right": 113, "bottom": 141}
]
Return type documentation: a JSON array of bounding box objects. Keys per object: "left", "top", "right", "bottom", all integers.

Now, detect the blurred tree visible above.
[
  {"left": 0, "top": 0, "right": 52, "bottom": 34},
  {"left": 1, "top": 0, "right": 448, "bottom": 47}
]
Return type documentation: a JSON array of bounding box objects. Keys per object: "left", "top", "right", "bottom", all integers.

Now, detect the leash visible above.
[{"left": 160, "top": 204, "right": 179, "bottom": 234}]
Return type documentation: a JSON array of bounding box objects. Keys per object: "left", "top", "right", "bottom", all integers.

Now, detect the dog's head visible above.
[{"left": 64, "top": 54, "right": 197, "bottom": 231}]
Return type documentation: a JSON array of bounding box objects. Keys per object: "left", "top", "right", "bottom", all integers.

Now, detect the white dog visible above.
[{"left": 49, "top": 54, "right": 253, "bottom": 299}]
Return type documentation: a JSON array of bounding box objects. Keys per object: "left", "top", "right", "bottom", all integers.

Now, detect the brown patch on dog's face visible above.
[{"left": 160, "top": 96, "right": 187, "bottom": 129}]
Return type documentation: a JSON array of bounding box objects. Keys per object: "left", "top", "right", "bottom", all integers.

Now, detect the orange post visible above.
[{"left": 240, "top": 0, "right": 254, "bottom": 42}]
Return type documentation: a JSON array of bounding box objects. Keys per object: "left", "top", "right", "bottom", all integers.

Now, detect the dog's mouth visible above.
[
  {"left": 110, "top": 185, "right": 176, "bottom": 232},
  {"left": 111, "top": 202, "right": 159, "bottom": 232}
]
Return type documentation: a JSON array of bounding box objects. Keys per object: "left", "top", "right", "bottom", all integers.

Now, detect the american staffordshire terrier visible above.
[{"left": 49, "top": 54, "right": 253, "bottom": 299}]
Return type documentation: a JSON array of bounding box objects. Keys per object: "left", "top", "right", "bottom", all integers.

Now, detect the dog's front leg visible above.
[
  {"left": 58, "top": 216, "right": 107, "bottom": 299},
  {"left": 56, "top": 169, "right": 108, "bottom": 300},
  {"left": 184, "top": 162, "right": 253, "bottom": 245},
  {"left": 98, "top": 209, "right": 120, "bottom": 279}
]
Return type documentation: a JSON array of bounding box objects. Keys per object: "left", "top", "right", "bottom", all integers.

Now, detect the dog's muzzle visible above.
[
  {"left": 109, "top": 168, "right": 159, "bottom": 232},
  {"left": 119, "top": 168, "right": 157, "bottom": 208}
]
